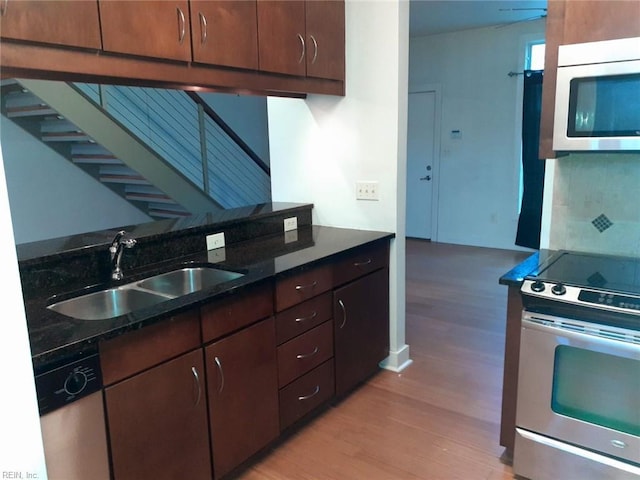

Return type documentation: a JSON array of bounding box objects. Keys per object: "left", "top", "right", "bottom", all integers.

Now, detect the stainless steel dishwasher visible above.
[{"left": 35, "top": 353, "right": 110, "bottom": 480}]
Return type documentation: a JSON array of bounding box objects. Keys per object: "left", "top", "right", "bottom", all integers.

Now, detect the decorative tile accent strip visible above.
[{"left": 592, "top": 214, "right": 613, "bottom": 233}]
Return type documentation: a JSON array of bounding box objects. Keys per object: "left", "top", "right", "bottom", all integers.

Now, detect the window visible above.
[{"left": 527, "top": 42, "right": 545, "bottom": 70}]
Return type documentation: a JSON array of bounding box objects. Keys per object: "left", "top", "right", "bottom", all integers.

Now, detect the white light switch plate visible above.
[
  {"left": 206, "top": 232, "right": 225, "bottom": 250},
  {"left": 356, "top": 181, "right": 379, "bottom": 201}
]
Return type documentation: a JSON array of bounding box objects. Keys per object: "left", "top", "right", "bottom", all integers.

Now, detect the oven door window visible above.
[{"left": 551, "top": 345, "right": 640, "bottom": 436}]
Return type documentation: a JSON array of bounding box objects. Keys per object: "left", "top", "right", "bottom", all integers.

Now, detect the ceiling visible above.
[{"left": 409, "top": 0, "right": 548, "bottom": 37}]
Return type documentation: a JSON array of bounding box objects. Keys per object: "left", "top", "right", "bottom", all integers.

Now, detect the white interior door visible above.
[{"left": 406, "top": 91, "right": 436, "bottom": 239}]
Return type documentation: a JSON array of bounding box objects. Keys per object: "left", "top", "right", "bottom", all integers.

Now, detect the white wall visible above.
[
  {"left": 269, "top": 0, "right": 411, "bottom": 371},
  {"left": 199, "top": 92, "right": 271, "bottom": 164},
  {"left": 0, "top": 142, "right": 48, "bottom": 477},
  {"left": 409, "top": 19, "right": 545, "bottom": 250},
  {"left": 1, "top": 118, "right": 151, "bottom": 245}
]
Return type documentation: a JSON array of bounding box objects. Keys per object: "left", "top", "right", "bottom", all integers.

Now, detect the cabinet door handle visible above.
[
  {"left": 338, "top": 299, "right": 347, "bottom": 329},
  {"left": 296, "top": 346, "right": 319, "bottom": 360},
  {"left": 214, "top": 356, "right": 224, "bottom": 393},
  {"left": 309, "top": 34, "right": 318, "bottom": 64},
  {"left": 191, "top": 366, "right": 202, "bottom": 406},
  {"left": 295, "top": 311, "right": 317, "bottom": 323},
  {"left": 177, "top": 7, "right": 186, "bottom": 44},
  {"left": 295, "top": 280, "right": 317, "bottom": 291},
  {"left": 297, "top": 33, "right": 305, "bottom": 64},
  {"left": 0, "top": 0, "right": 8, "bottom": 16},
  {"left": 298, "top": 385, "right": 320, "bottom": 401},
  {"left": 198, "top": 12, "right": 207, "bottom": 45},
  {"left": 354, "top": 258, "right": 372, "bottom": 267}
]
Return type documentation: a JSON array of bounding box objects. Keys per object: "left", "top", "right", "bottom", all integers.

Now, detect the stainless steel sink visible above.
[
  {"left": 47, "top": 266, "right": 245, "bottom": 320},
  {"left": 47, "top": 286, "right": 170, "bottom": 321},
  {"left": 136, "top": 267, "right": 244, "bottom": 297}
]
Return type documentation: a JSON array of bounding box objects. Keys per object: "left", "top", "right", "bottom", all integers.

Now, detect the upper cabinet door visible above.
[
  {"left": 190, "top": 0, "right": 259, "bottom": 69},
  {"left": 563, "top": 0, "right": 640, "bottom": 44},
  {"left": 305, "top": 0, "right": 344, "bottom": 81},
  {"left": 98, "top": 0, "right": 192, "bottom": 61},
  {"left": 257, "top": 0, "right": 306, "bottom": 76},
  {"left": 0, "top": 0, "right": 101, "bottom": 49}
]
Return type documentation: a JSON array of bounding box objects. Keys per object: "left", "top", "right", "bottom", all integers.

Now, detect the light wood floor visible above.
[{"left": 236, "top": 240, "right": 531, "bottom": 480}]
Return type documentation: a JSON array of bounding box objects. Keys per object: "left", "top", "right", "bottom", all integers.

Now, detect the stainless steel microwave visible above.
[{"left": 553, "top": 36, "right": 640, "bottom": 152}]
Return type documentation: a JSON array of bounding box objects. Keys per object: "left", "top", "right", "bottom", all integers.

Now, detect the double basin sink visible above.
[{"left": 47, "top": 266, "right": 244, "bottom": 321}]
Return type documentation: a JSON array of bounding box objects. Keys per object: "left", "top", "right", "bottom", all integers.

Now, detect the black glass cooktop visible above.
[{"left": 530, "top": 251, "right": 640, "bottom": 296}]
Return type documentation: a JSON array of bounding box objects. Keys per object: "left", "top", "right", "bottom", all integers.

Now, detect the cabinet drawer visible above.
[
  {"left": 279, "top": 359, "right": 334, "bottom": 431},
  {"left": 275, "top": 291, "right": 332, "bottom": 345},
  {"left": 201, "top": 282, "right": 273, "bottom": 343},
  {"left": 333, "top": 241, "right": 389, "bottom": 287},
  {"left": 275, "top": 262, "right": 333, "bottom": 311},
  {"left": 100, "top": 309, "right": 201, "bottom": 386},
  {"left": 277, "top": 320, "right": 333, "bottom": 388}
]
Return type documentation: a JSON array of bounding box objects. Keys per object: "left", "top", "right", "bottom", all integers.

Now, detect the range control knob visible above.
[
  {"left": 530, "top": 281, "right": 546, "bottom": 293},
  {"left": 552, "top": 283, "right": 567, "bottom": 296},
  {"left": 64, "top": 371, "right": 88, "bottom": 396}
]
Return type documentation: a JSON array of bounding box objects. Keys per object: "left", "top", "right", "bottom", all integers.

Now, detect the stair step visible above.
[
  {"left": 4, "top": 91, "right": 56, "bottom": 117},
  {"left": 71, "top": 143, "right": 121, "bottom": 164},
  {"left": 124, "top": 185, "right": 177, "bottom": 204},
  {"left": 42, "top": 131, "right": 93, "bottom": 142},
  {"left": 99, "top": 165, "right": 149, "bottom": 185},
  {"left": 148, "top": 204, "right": 191, "bottom": 218}
]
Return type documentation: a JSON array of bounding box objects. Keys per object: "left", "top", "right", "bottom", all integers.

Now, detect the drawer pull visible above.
[
  {"left": 295, "top": 311, "right": 317, "bottom": 323},
  {"left": 354, "top": 258, "right": 372, "bottom": 267},
  {"left": 338, "top": 299, "right": 347, "bottom": 329},
  {"left": 295, "top": 280, "right": 317, "bottom": 291},
  {"left": 298, "top": 385, "right": 320, "bottom": 401},
  {"left": 214, "top": 356, "right": 224, "bottom": 393},
  {"left": 191, "top": 366, "right": 201, "bottom": 407},
  {"left": 296, "top": 346, "right": 319, "bottom": 360}
]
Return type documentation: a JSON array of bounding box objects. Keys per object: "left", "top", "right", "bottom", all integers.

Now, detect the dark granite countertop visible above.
[
  {"left": 26, "top": 224, "right": 394, "bottom": 373},
  {"left": 498, "top": 249, "right": 561, "bottom": 287}
]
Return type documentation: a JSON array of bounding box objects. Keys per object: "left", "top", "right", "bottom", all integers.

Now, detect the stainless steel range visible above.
[{"left": 514, "top": 251, "right": 640, "bottom": 480}]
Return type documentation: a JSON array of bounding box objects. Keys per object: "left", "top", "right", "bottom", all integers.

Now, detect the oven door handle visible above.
[{"left": 522, "top": 315, "right": 640, "bottom": 354}]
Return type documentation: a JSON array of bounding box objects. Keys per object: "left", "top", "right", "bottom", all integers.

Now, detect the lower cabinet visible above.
[
  {"left": 205, "top": 317, "right": 280, "bottom": 480},
  {"left": 104, "top": 348, "right": 212, "bottom": 480},
  {"left": 333, "top": 267, "right": 390, "bottom": 397}
]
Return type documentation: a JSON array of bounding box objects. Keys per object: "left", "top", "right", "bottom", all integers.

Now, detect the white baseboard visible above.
[{"left": 379, "top": 344, "right": 413, "bottom": 372}]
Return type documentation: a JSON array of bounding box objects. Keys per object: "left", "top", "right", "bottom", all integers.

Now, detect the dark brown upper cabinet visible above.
[
  {"left": 189, "top": 0, "right": 259, "bottom": 69},
  {"left": 0, "top": 0, "right": 102, "bottom": 49},
  {"left": 98, "top": 0, "right": 192, "bottom": 62}
]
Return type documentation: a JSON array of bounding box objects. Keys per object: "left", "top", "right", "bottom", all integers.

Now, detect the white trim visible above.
[
  {"left": 539, "top": 158, "right": 556, "bottom": 249},
  {"left": 380, "top": 344, "right": 413, "bottom": 372},
  {"left": 407, "top": 83, "right": 442, "bottom": 242}
]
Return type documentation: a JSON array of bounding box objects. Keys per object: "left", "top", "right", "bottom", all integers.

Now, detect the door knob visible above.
[{"left": 420, "top": 175, "right": 431, "bottom": 181}]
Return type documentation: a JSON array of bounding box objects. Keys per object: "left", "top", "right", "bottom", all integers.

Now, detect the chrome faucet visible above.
[{"left": 109, "top": 230, "right": 136, "bottom": 281}]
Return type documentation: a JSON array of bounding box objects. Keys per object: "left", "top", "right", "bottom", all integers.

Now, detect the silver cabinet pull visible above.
[
  {"left": 354, "top": 258, "right": 372, "bottom": 267},
  {"left": 177, "top": 7, "right": 186, "bottom": 44},
  {"left": 198, "top": 12, "right": 207, "bottom": 45},
  {"left": 338, "top": 299, "right": 347, "bottom": 329},
  {"left": 296, "top": 346, "right": 319, "bottom": 360},
  {"left": 191, "top": 366, "right": 201, "bottom": 406},
  {"left": 295, "top": 280, "right": 317, "bottom": 291},
  {"left": 309, "top": 34, "right": 318, "bottom": 64},
  {"left": 298, "top": 385, "right": 320, "bottom": 401},
  {"left": 0, "top": 0, "right": 8, "bottom": 16},
  {"left": 214, "top": 356, "right": 224, "bottom": 393},
  {"left": 297, "top": 33, "right": 305, "bottom": 64},
  {"left": 295, "top": 311, "right": 317, "bottom": 323}
]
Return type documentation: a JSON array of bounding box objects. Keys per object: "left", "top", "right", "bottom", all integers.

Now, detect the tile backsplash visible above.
[{"left": 549, "top": 153, "right": 640, "bottom": 257}]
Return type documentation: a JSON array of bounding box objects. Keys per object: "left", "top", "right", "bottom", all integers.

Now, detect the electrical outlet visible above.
[
  {"left": 206, "top": 232, "right": 225, "bottom": 250},
  {"left": 356, "top": 181, "right": 379, "bottom": 201},
  {"left": 283, "top": 216, "right": 298, "bottom": 232}
]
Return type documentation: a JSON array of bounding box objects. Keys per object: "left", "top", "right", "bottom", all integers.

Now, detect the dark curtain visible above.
[{"left": 516, "top": 70, "right": 545, "bottom": 249}]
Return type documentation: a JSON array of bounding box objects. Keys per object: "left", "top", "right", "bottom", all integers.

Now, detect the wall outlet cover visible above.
[
  {"left": 356, "top": 181, "right": 379, "bottom": 201},
  {"left": 284, "top": 216, "right": 298, "bottom": 232},
  {"left": 206, "top": 232, "right": 225, "bottom": 250}
]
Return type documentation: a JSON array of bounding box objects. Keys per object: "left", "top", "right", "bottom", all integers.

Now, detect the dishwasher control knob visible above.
[
  {"left": 552, "top": 283, "right": 567, "bottom": 296},
  {"left": 64, "top": 371, "right": 88, "bottom": 396},
  {"left": 530, "top": 281, "right": 546, "bottom": 293}
]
